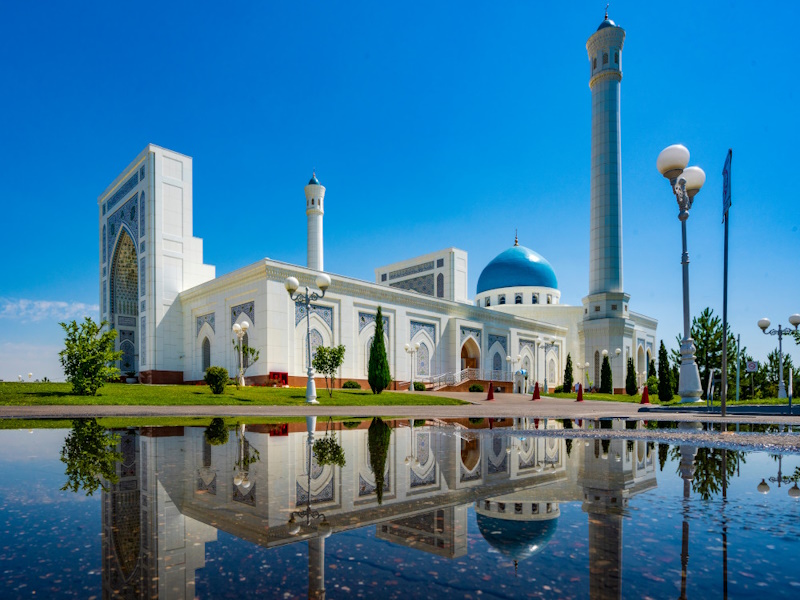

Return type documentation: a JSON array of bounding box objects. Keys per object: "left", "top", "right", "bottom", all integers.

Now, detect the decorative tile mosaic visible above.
[
  {"left": 106, "top": 195, "right": 139, "bottom": 263},
  {"left": 120, "top": 433, "right": 136, "bottom": 477},
  {"left": 231, "top": 301, "right": 255, "bottom": 326},
  {"left": 140, "top": 316, "right": 146, "bottom": 366},
  {"left": 102, "top": 225, "right": 106, "bottom": 264},
  {"left": 140, "top": 241, "right": 144, "bottom": 253},
  {"left": 493, "top": 352, "right": 503, "bottom": 372},
  {"left": 140, "top": 300, "right": 145, "bottom": 312},
  {"left": 139, "top": 165, "right": 145, "bottom": 180},
  {"left": 139, "top": 258, "right": 145, "bottom": 297},
  {"left": 358, "top": 311, "right": 389, "bottom": 333},
  {"left": 106, "top": 171, "right": 139, "bottom": 212},
  {"left": 436, "top": 273, "right": 444, "bottom": 298},
  {"left": 637, "top": 338, "right": 645, "bottom": 351},
  {"left": 488, "top": 438, "right": 508, "bottom": 474},
  {"left": 102, "top": 287, "right": 106, "bottom": 314},
  {"left": 389, "top": 261, "right": 434, "bottom": 280},
  {"left": 519, "top": 339, "right": 536, "bottom": 354},
  {"left": 488, "top": 454, "right": 508, "bottom": 474},
  {"left": 410, "top": 466, "right": 436, "bottom": 488},
  {"left": 102, "top": 266, "right": 106, "bottom": 277},
  {"left": 410, "top": 321, "right": 435, "bottom": 343},
  {"left": 389, "top": 274, "right": 434, "bottom": 296},
  {"left": 488, "top": 334, "right": 507, "bottom": 354},
  {"left": 646, "top": 341, "right": 653, "bottom": 355},
  {"left": 460, "top": 465, "right": 481, "bottom": 482},
  {"left": 307, "top": 329, "right": 323, "bottom": 365},
  {"left": 196, "top": 473, "right": 216, "bottom": 495},
  {"left": 119, "top": 316, "right": 136, "bottom": 327},
  {"left": 416, "top": 343, "right": 430, "bottom": 376},
  {"left": 296, "top": 477, "right": 334, "bottom": 504},
  {"left": 296, "top": 303, "right": 333, "bottom": 329},
  {"left": 232, "top": 483, "right": 256, "bottom": 506},
  {"left": 139, "top": 192, "right": 145, "bottom": 233},
  {"left": 196, "top": 313, "right": 215, "bottom": 336},
  {"left": 460, "top": 327, "right": 481, "bottom": 344}
]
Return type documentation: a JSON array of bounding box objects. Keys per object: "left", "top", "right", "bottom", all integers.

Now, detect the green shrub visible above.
[
  {"left": 342, "top": 380, "right": 361, "bottom": 389},
  {"left": 204, "top": 418, "right": 229, "bottom": 445},
  {"left": 313, "top": 435, "right": 346, "bottom": 467},
  {"left": 563, "top": 353, "right": 574, "bottom": 392},
  {"left": 367, "top": 307, "right": 392, "bottom": 394},
  {"left": 413, "top": 381, "right": 425, "bottom": 391},
  {"left": 626, "top": 357, "right": 637, "bottom": 396},
  {"left": 343, "top": 420, "right": 363, "bottom": 429},
  {"left": 367, "top": 418, "right": 391, "bottom": 504},
  {"left": 413, "top": 419, "right": 426, "bottom": 427},
  {"left": 204, "top": 366, "right": 229, "bottom": 394},
  {"left": 600, "top": 356, "right": 613, "bottom": 393},
  {"left": 468, "top": 418, "right": 485, "bottom": 424},
  {"left": 469, "top": 384, "right": 484, "bottom": 392},
  {"left": 58, "top": 318, "right": 123, "bottom": 396},
  {"left": 553, "top": 385, "right": 563, "bottom": 393},
  {"left": 647, "top": 375, "right": 658, "bottom": 396}
]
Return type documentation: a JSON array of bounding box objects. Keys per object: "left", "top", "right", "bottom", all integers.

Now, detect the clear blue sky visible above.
[{"left": 1, "top": 1, "right": 798, "bottom": 381}]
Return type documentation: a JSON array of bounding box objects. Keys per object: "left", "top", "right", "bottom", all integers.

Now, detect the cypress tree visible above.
[
  {"left": 600, "top": 356, "right": 612, "bottom": 393},
  {"left": 367, "top": 306, "right": 392, "bottom": 394},
  {"left": 658, "top": 341, "right": 674, "bottom": 401},
  {"left": 367, "top": 417, "right": 391, "bottom": 504},
  {"left": 648, "top": 359, "right": 657, "bottom": 379},
  {"left": 563, "top": 353, "right": 574, "bottom": 392},
  {"left": 625, "top": 357, "right": 637, "bottom": 395}
]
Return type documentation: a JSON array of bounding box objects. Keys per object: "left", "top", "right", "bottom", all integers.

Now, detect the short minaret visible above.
[
  {"left": 587, "top": 10, "right": 625, "bottom": 295},
  {"left": 305, "top": 173, "right": 325, "bottom": 271}
]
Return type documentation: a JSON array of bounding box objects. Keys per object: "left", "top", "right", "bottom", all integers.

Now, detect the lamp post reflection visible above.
[{"left": 678, "top": 422, "right": 701, "bottom": 600}]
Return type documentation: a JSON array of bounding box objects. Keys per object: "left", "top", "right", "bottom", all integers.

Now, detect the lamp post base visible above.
[
  {"left": 306, "top": 369, "right": 318, "bottom": 404},
  {"left": 678, "top": 337, "right": 703, "bottom": 403}
]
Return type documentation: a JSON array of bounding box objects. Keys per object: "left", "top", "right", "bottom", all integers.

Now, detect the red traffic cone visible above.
[
  {"left": 531, "top": 381, "right": 541, "bottom": 401},
  {"left": 576, "top": 383, "right": 584, "bottom": 402},
  {"left": 641, "top": 386, "right": 650, "bottom": 404},
  {"left": 486, "top": 381, "right": 494, "bottom": 401}
]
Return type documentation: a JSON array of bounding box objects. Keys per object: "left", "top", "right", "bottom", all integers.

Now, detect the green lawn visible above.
[
  {"left": 0, "top": 382, "right": 466, "bottom": 407},
  {"left": 549, "top": 390, "right": 790, "bottom": 406}
]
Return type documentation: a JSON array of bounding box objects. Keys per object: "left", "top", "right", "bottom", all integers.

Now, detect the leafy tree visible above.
[
  {"left": 60, "top": 419, "right": 122, "bottom": 495},
  {"left": 658, "top": 443, "right": 669, "bottom": 472},
  {"left": 367, "top": 417, "right": 392, "bottom": 504},
  {"left": 563, "top": 353, "right": 574, "bottom": 392},
  {"left": 646, "top": 375, "right": 658, "bottom": 395},
  {"left": 599, "top": 356, "right": 612, "bottom": 393},
  {"left": 59, "top": 318, "right": 123, "bottom": 396},
  {"left": 231, "top": 339, "right": 260, "bottom": 384},
  {"left": 625, "top": 357, "right": 637, "bottom": 395},
  {"left": 657, "top": 341, "right": 674, "bottom": 401},
  {"left": 367, "top": 307, "right": 392, "bottom": 394},
  {"left": 648, "top": 359, "right": 656, "bottom": 379},
  {"left": 758, "top": 350, "right": 799, "bottom": 398},
  {"left": 671, "top": 446, "right": 746, "bottom": 500},
  {"left": 204, "top": 418, "right": 230, "bottom": 445},
  {"left": 312, "top": 345, "right": 346, "bottom": 398},
  {"left": 671, "top": 363, "right": 680, "bottom": 394}
]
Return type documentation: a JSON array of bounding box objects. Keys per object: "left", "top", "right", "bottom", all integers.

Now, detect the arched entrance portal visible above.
[
  {"left": 110, "top": 230, "right": 139, "bottom": 373},
  {"left": 461, "top": 337, "right": 480, "bottom": 370}
]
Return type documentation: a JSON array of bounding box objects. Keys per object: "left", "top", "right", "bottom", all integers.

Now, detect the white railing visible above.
[{"left": 420, "top": 368, "right": 515, "bottom": 388}]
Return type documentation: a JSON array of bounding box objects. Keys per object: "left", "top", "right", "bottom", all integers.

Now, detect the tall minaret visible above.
[
  {"left": 580, "top": 12, "right": 631, "bottom": 392},
  {"left": 305, "top": 173, "right": 325, "bottom": 271},
  {"left": 587, "top": 9, "right": 625, "bottom": 295}
]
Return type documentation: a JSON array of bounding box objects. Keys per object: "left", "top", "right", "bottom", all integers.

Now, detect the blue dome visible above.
[
  {"left": 476, "top": 245, "right": 558, "bottom": 294},
  {"left": 476, "top": 512, "right": 558, "bottom": 562},
  {"left": 308, "top": 173, "right": 321, "bottom": 186},
  {"left": 597, "top": 18, "right": 617, "bottom": 30}
]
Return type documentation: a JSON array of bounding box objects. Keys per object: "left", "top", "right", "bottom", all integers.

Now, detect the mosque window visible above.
[
  {"left": 202, "top": 337, "right": 211, "bottom": 372},
  {"left": 595, "top": 306, "right": 601, "bottom": 312},
  {"left": 436, "top": 273, "right": 444, "bottom": 298},
  {"left": 603, "top": 52, "right": 609, "bottom": 65},
  {"left": 614, "top": 51, "right": 619, "bottom": 63},
  {"left": 476, "top": 299, "right": 480, "bottom": 307},
  {"left": 547, "top": 294, "right": 552, "bottom": 304},
  {"left": 485, "top": 297, "right": 491, "bottom": 307},
  {"left": 497, "top": 502, "right": 505, "bottom": 513},
  {"left": 498, "top": 295, "right": 506, "bottom": 305},
  {"left": 381, "top": 273, "right": 387, "bottom": 282},
  {"left": 437, "top": 258, "right": 444, "bottom": 268},
  {"left": 515, "top": 503, "right": 523, "bottom": 514},
  {"left": 593, "top": 57, "right": 597, "bottom": 70},
  {"left": 515, "top": 294, "right": 522, "bottom": 305},
  {"left": 532, "top": 294, "right": 538, "bottom": 304}
]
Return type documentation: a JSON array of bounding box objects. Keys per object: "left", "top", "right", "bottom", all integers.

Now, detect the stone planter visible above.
[{"left": 126, "top": 377, "right": 138, "bottom": 384}]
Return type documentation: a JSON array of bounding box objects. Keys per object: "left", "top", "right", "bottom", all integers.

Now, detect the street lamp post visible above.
[
  {"left": 404, "top": 342, "right": 420, "bottom": 391},
  {"left": 506, "top": 354, "right": 521, "bottom": 390},
  {"left": 285, "top": 273, "right": 332, "bottom": 405},
  {"left": 288, "top": 417, "right": 333, "bottom": 535},
  {"left": 602, "top": 348, "right": 621, "bottom": 395},
  {"left": 537, "top": 337, "right": 557, "bottom": 393},
  {"left": 575, "top": 361, "right": 591, "bottom": 391},
  {"left": 232, "top": 321, "right": 250, "bottom": 387},
  {"left": 657, "top": 144, "right": 705, "bottom": 403},
  {"left": 758, "top": 315, "right": 800, "bottom": 399}
]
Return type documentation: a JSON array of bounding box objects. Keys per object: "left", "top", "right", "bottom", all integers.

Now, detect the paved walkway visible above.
[{"left": 2, "top": 391, "right": 799, "bottom": 425}]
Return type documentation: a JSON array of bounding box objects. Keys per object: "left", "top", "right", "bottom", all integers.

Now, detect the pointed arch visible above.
[
  {"left": 416, "top": 342, "right": 430, "bottom": 377},
  {"left": 202, "top": 337, "right": 211, "bottom": 372}
]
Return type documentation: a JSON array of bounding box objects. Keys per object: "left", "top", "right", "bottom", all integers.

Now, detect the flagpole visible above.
[{"left": 721, "top": 149, "right": 732, "bottom": 417}]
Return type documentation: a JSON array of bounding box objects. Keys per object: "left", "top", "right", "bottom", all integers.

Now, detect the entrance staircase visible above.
[{"left": 420, "top": 368, "right": 514, "bottom": 391}]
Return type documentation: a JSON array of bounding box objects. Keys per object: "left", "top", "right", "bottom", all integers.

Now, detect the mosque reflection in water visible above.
[{"left": 100, "top": 418, "right": 659, "bottom": 599}]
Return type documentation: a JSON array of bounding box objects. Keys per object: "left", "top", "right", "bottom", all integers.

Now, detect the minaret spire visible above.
[
  {"left": 514, "top": 230, "right": 518, "bottom": 246},
  {"left": 605, "top": 3, "right": 609, "bottom": 19}
]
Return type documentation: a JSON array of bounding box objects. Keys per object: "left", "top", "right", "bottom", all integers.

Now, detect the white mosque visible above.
[{"left": 97, "top": 14, "right": 656, "bottom": 392}]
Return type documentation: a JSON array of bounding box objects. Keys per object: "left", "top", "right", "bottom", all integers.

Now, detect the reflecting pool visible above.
[{"left": 1, "top": 417, "right": 799, "bottom": 598}]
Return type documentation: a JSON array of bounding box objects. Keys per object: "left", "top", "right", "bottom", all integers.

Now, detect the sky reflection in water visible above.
[{"left": 0, "top": 419, "right": 799, "bottom": 599}]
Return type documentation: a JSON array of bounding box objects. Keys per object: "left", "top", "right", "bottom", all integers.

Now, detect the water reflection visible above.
[{"left": 39, "top": 418, "right": 798, "bottom": 597}]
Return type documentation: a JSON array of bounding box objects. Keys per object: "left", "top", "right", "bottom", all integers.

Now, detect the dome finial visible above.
[
  {"left": 605, "top": 3, "right": 609, "bottom": 20},
  {"left": 514, "top": 230, "right": 518, "bottom": 246}
]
